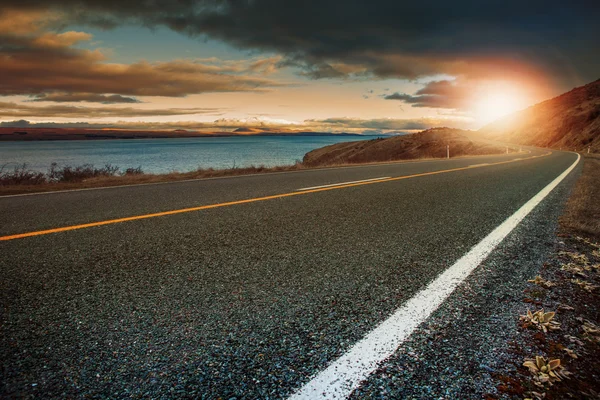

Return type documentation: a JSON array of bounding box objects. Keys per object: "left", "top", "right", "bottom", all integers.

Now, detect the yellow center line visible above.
[{"left": 0, "top": 152, "right": 551, "bottom": 242}]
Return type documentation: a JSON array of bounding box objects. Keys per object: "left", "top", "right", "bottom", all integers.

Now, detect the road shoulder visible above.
[{"left": 349, "top": 154, "right": 585, "bottom": 398}]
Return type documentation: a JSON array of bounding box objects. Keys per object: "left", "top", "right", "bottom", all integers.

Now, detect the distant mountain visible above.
[
  {"left": 0, "top": 127, "right": 368, "bottom": 141},
  {"left": 480, "top": 79, "right": 600, "bottom": 151},
  {"left": 302, "top": 128, "right": 504, "bottom": 167},
  {"left": 255, "top": 131, "right": 364, "bottom": 137}
]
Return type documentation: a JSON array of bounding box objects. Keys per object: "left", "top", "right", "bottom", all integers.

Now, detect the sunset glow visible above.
[
  {"left": 1, "top": 2, "right": 599, "bottom": 398},
  {"left": 0, "top": 2, "right": 597, "bottom": 133},
  {"left": 473, "top": 84, "right": 528, "bottom": 124}
]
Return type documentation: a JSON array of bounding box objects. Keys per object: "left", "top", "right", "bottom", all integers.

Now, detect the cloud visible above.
[
  {"left": 0, "top": 115, "right": 470, "bottom": 133},
  {"left": 2, "top": 1, "right": 597, "bottom": 90},
  {"left": 29, "top": 93, "right": 141, "bottom": 104},
  {"left": 0, "top": 11, "right": 285, "bottom": 99},
  {"left": 0, "top": 102, "right": 225, "bottom": 118},
  {"left": 247, "top": 56, "right": 284, "bottom": 75},
  {"left": 305, "top": 117, "right": 460, "bottom": 131},
  {"left": 384, "top": 93, "right": 414, "bottom": 101},
  {"left": 384, "top": 92, "right": 458, "bottom": 108},
  {"left": 0, "top": 119, "right": 110, "bottom": 128},
  {"left": 384, "top": 80, "right": 472, "bottom": 109}
]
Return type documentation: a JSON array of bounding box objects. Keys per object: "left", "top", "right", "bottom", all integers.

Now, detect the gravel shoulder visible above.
[{"left": 350, "top": 153, "right": 600, "bottom": 399}]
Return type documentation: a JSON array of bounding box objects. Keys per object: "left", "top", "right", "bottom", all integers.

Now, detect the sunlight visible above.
[{"left": 473, "top": 84, "right": 526, "bottom": 124}]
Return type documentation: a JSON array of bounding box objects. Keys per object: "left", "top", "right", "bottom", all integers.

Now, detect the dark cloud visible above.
[
  {"left": 0, "top": 102, "right": 225, "bottom": 118},
  {"left": 384, "top": 80, "right": 471, "bottom": 109},
  {"left": 1, "top": 1, "right": 597, "bottom": 89},
  {"left": 385, "top": 92, "right": 458, "bottom": 108},
  {"left": 385, "top": 93, "right": 414, "bottom": 101},
  {"left": 30, "top": 93, "right": 141, "bottom": 103}
]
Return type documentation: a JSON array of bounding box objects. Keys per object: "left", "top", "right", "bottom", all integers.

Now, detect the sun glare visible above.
[{"left": 473, "top": 84, "right": 526, "bottom": 124}]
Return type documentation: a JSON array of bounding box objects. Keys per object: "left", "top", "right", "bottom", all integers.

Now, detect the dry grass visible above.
[
  {"left": 0, "top": 163, "right": 305, "bottom": 196},
  {"left": 302, "top": 128, "right": 506, "bottom": 167},
  {"left": 560, "top": 154, "right": 600, "bottom": 239},
  {"left": 0, "top": 149, "right": 509, "bottom": 196}
]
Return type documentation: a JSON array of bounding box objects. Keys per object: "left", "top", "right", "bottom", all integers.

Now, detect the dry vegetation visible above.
[
  {"left": 0, "top": 130, "right": 509, "bottom": 196},
  {"left": 0, "top": 162, "right": 305, "bottom": 196},
  {"left": 492, "top": 155, "right": 600, "bottom": 399},
  {"left": 302, "top": 128, "right": 506, "bottom": 167},
  {"left": 560, "top": 154, "right": 600, "bottom": 240},
  {"left": 481, "top": 79, "right": 600, "bottom": 152}
]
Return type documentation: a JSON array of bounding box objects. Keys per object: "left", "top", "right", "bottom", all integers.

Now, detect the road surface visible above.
[{"left": 0, "top": 149, "right": 580, "bottom": 398}]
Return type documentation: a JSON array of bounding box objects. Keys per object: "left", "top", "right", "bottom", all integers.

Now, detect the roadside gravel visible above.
[{"left": 350, "top": 154, "right": 581, "bottom": 399}]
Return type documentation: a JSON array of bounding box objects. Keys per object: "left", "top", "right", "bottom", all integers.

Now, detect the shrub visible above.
[
  {"left": 123, "top": 166, "right": 144, "bottom": 175},
  {"left": 48, "top": 163, "right": 121, "bottom": 182},
  {"left": 0, "top": 164, "right": 47, "bottom": 185}
]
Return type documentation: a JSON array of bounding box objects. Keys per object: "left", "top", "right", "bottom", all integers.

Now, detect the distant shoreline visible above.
[
  {"left": 0, "top": 145, "right": 508, "bottom": 197},
  {"left": 0, "top": 127, "right": 379, "bottom": 141},
  {"left": 0, "top": 153, "right": 505, "bottom": 197}
]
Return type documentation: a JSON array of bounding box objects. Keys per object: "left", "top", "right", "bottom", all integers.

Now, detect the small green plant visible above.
[
  {"left": 571, "top": 278, "right": 598, "bottom": 292},
  {"left": 523, "top": 356, "right": 570, "bottom": 386},
  {"left": 520, "top": 309, "right": 561, "bottom": 333},
  {"left": 528, "top": 275, "right": 555, "bottom": 289}
]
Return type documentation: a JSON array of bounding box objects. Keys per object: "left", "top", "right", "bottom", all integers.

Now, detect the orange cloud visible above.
[
  {"left": 0, "top": 116, "right": 468, "bottom": 134},
  {"left": 0, "top": 102, "right": 225, "bottom": 118},
  {"left": 0, "top": 11, "right": 286, "bottom": 100},
  {"left": 384, "top": 73, "right": 551, "bottom": 120},
  {"left": 0, "top": 8, "right": 59, "bottom": 35},
  {"left": 29, "top": 93, "right": 141, "bottom": 103},
  {"left": 32, "top": 31, "right": 93, "bottom": 48}
]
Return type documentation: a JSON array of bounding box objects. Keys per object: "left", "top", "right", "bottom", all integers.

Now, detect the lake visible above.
[{"left": 0, "top": 135, "right": 383, "bottom": 174}]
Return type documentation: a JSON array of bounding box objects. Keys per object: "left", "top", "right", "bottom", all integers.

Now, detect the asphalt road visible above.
[{"left": 0, "top": 149, "right": 579, "bottom": 398}]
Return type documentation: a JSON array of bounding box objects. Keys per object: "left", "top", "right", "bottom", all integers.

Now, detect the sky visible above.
[{"left": 0, "top": 1, "right": 598, "bottom": 134}]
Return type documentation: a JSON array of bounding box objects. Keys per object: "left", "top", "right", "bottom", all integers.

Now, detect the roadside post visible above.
[{"left": 447, "top": 145, "right": 449, "bottom": 159}]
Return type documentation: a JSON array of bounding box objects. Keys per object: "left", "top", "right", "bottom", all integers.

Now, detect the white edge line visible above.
[
  {"left": 0, "top": 152, "right": 531, "bottom": 199},
  {"left": 289, "top": 152, "right": 580, "bottom": 400},
  {"left": 467, "top": 163, "right": 490, "bottom": 168},
  {"left": 296, "top": 177, "right": 391, "bottom": 191}
]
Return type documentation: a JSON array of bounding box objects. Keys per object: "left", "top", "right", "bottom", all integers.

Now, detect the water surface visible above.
[{"left": 0, "top": 136, "right": 383, "bottom": 174}]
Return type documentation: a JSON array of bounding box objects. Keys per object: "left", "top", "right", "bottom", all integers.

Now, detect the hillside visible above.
[
  {"left": 480, "top": 79, "right": 600, "bottom": 151},
  {"left": 303, "top": 128, "right": 505, "bottom": 167}
]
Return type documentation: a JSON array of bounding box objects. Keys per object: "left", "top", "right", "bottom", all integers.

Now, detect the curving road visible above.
[{"left": 0, "top": 149, "right": 580, "bottom": 398}]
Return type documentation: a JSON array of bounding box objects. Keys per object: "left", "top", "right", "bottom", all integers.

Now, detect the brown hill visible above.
[
  {"left": 480, "top": 79, "right": 600, "bottom": 151},
  {"left": 302, "top": 128, "right": 505, "bottom": 167}
]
